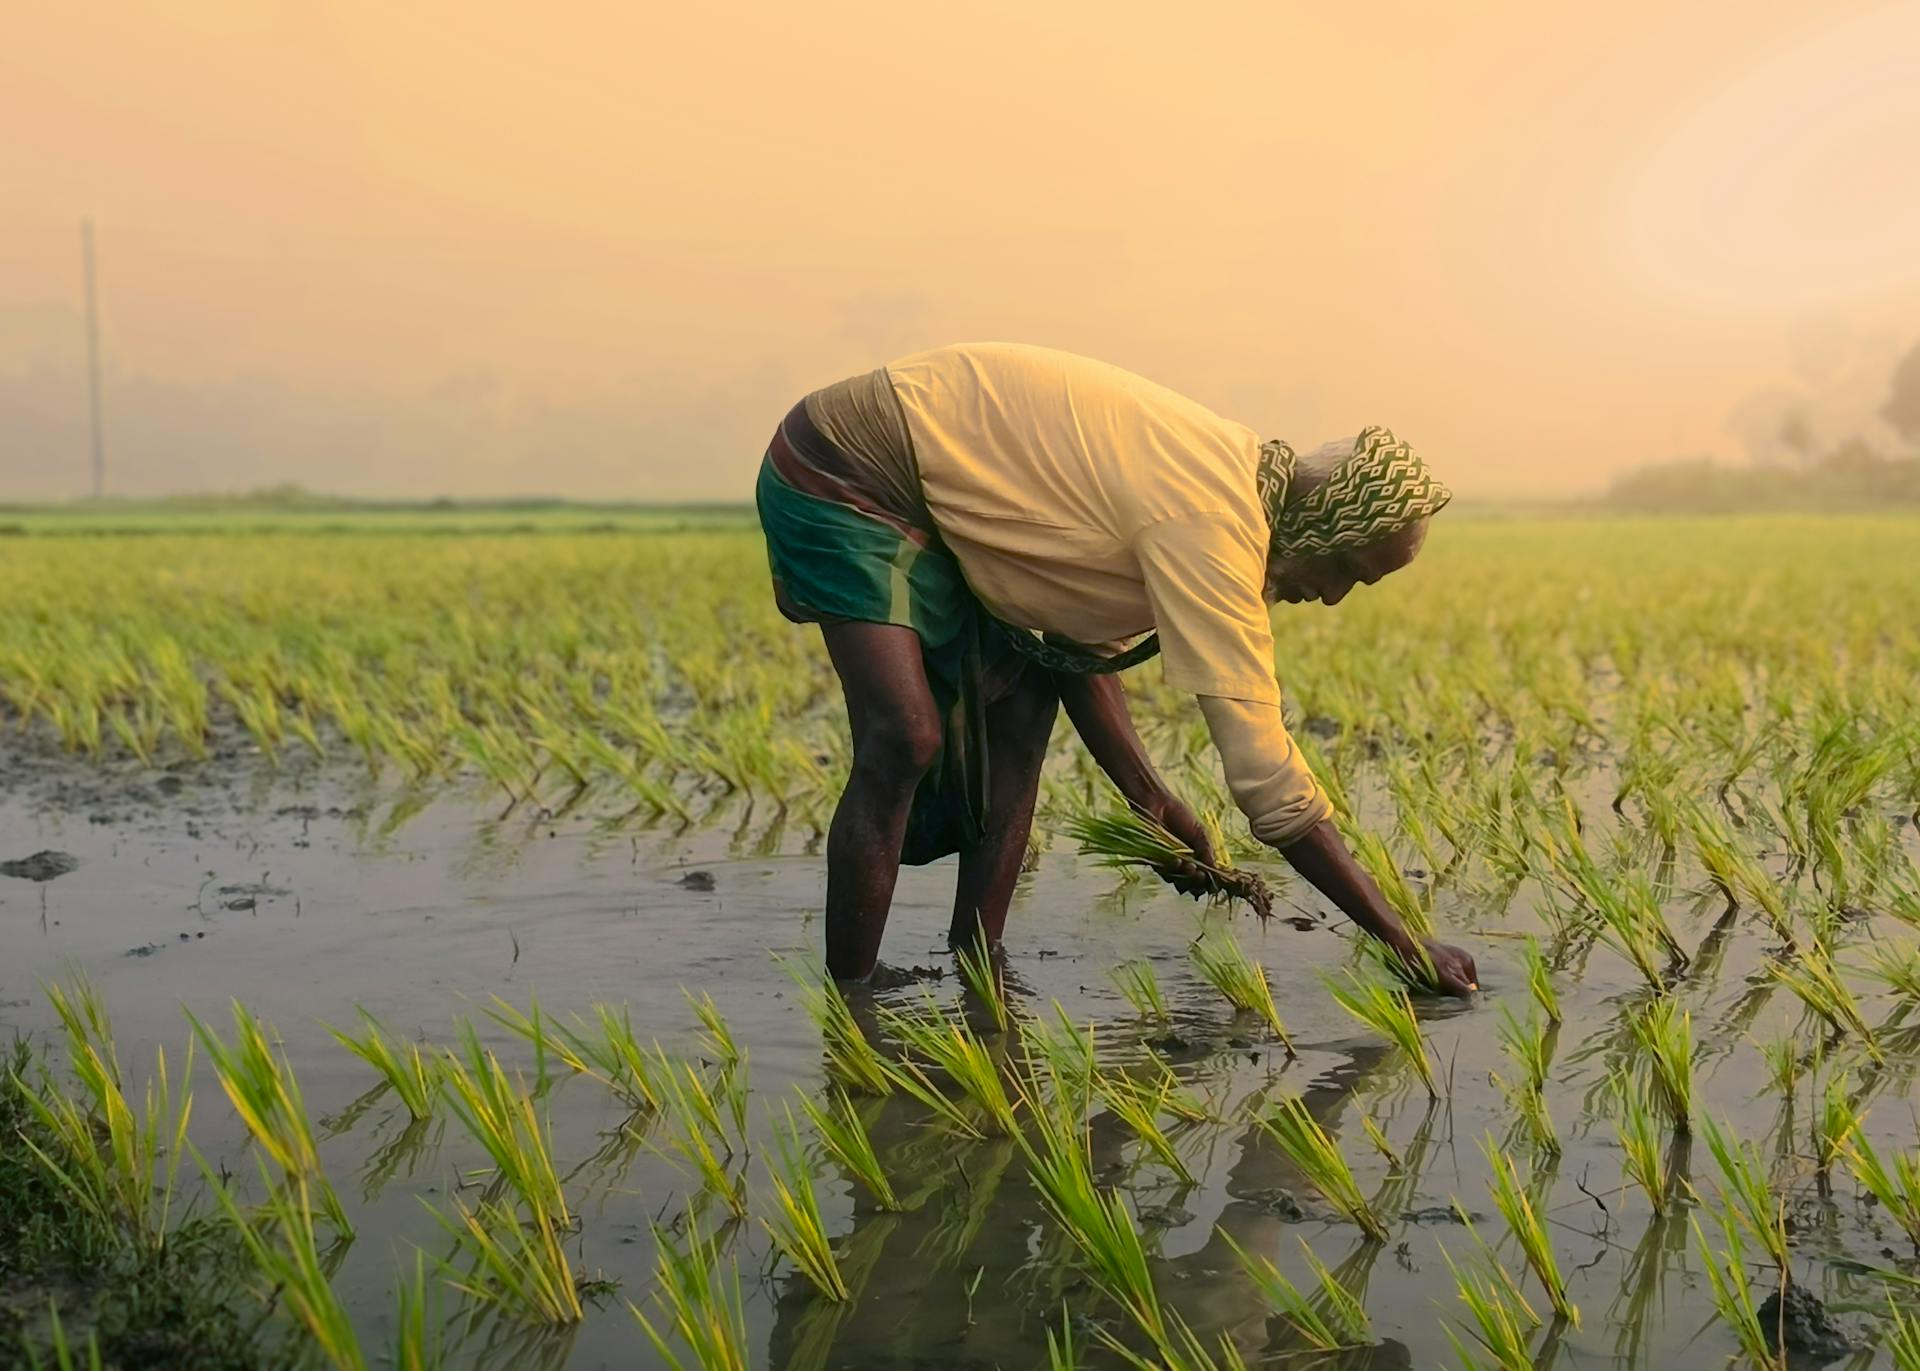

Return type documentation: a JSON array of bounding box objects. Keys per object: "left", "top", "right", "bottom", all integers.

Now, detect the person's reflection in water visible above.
[
  {"left": 761, "top": 1022, "right": 1422, "bottom": 1370},
  {"left": 1170, "top": 1042, "right": 1416, "bottom": 1371}
]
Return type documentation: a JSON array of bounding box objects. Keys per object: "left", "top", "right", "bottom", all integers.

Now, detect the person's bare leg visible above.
[
  {"left": 821, "top": 622, "right": 942, "bottom": 981},
  {"left": 948, "top": 666, "right": 1059, "bottom": 953}
]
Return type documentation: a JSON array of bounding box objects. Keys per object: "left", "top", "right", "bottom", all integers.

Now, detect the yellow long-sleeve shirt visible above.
[{"left": 856, "top": 340, "right": 1332, "bottom": 846}]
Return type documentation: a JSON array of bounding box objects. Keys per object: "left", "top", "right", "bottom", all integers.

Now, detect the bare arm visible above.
[
  {"left": 1277, "top": 820, "right": 1479, "bottom": 995},
  {"left": 1056, "top": 672, "right": 1218, "bottom": 867},
  {"left": 1057, "top": 673, "right": 1478, "bottom": 996}
]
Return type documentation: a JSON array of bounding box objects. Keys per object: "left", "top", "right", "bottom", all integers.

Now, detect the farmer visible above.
[{"left": 756, "top": 341, "right": 1478, "bottom": 997}]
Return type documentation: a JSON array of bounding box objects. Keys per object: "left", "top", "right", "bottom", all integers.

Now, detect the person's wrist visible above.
[
  {"left": 1371, "top": 917, "right": 1419, "bottom": 957},
  {"left": 1129, "top": 785, "right": 1176, "bottom": 825}
]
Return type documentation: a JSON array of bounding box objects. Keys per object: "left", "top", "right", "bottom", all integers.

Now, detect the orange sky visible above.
[{"left": 4, "top": 1, "right": 1918, "bottom": 500}]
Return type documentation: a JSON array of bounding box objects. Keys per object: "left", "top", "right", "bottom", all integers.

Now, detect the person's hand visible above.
[
  {"left": 1151, "top": 799, "right": 1220, "bottom": 899},
  {"left": 1419, "top": 937, "right": 1479, "bottom": 997}
]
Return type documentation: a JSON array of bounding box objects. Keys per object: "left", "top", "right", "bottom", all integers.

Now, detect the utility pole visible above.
[{"left": 81, "top": 218, "right": 105, "bottom": 499}]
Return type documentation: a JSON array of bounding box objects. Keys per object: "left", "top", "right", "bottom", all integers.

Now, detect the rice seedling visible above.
[
  {"left": 1110, "top": 958, "right": 1169, "bottom": 1023},
  {"left": 1700, "top": 1114, "right": 1789, "bottom": 1273},
  {"left": 1253, "top": 1096, "right": 1388, "bottom": 1242},
  {"left": 629, "top": 1210, "right": 750, "bottom": 1371},
  {"left": 23, "top": 1303, "right": 104, "bottom": 1371},
  {"left": 426, "top": 1193, "right": 586, "bottom": 1325},
  {"left": 1757, "top": 1035, "right": 1802, "bottom": 1097},
  {"left": 1222, "top": 1230, "right": 1373, "bottom": 1351},
  {"left": 14, "top": 975, "right": 193, "bottom": 1255},
  {"left": 796, "top": 1087, "right": 900, "bottom": 1211},
  {"left": 1096, "top": 1312, "right": 1252, "bottom": 1371},
  {"left": 1583, "top": 871, "right": 1685, "bottom": 991},
  {"left": 1342, "top": 825, "right": 1435, "bottom": 939},
  {"left": 1361, "top": 932, "right": 1444, "bottom": 996},
  {"left": 327, "top": 1009, "right": 438, "bottom": 1121},
  {"left": 1481, "top": 1136, "right": 1577, "bottom": 1325},
  {"left": 1324, "top": 969, "right": 1438, "bottom": 1098},
  {"left": 780, "top": 957, "right": 893, "bottom": 1097},
  {"left": 565, "top": 1002, "right": 672, "bottom": 1113},
  {"left": 1097, "top": 1069, "right": 1196, "bottom": 1185},
  {"left": 955, "top": 923, "right": 1013, "bottom": 1032},
  {"left": 1629, "top": 996, "right": 1694, "bottom": 1134},
  {"left": 1190, "top": 929, "right": 1292, "bottom": 1052},
  {"left": 1022, "top": 1004, "right": 1100, "bottom": 1114},
  {"left": 1495, "top": 1070, "right": 1559, "bottom": 1159},
  {"left": 210, "top": 1153, "right": 368, "bottom": 1369},
  {"left": 1814, "top": 1070, "right": 1861, "bottom": 1173},
  {"left": 1692, "top": 1212, "right": 1784, "bottom": 1369},
  {"left": 187, "top": 1000, "right": 353, "bottom": 1237},
  {"left": 440, "top": 1023, "right": 572, "bottom": 1223},
  {"left": 1520, "top": 935, "right": 1560, "bottom": 1024},
  {"left": 1495, "top": 1003, "right": 1555, "bottom": 1096},
  {"left": 484, "top": 994, "right": 667, "bottom": 1113},
  {"left": 428, "top": 1026, "right": 587, "bottom": 1324},
  {"left": 1060, "top": 801, "right": 1273, "bottom": 919},
  {"left": 1888, "top": 1297, "right": 1920, "bottom": 1371},
  {"left": 1685, "top": 801, "right": 1792, "bottom": 941},
  {"left": 1361, "top": 1113, "right": 1402, "bottom": 1170},
  {"left": 1014, "top": 1080, "right": 1167, "bottom": 1347},
  {"left": 1438, "top": 1245, "right": 1537, "bottom": 1371},
  {"left": 1149, "top": 1058, "right": 1217, "bottom": 1125},
  {"left": 1612, "top": 1073, "right": 1675, "bottom": 1215},
  {"left": 686, "top": 988, "right": 743, "bottom": 1072},
  {"left": 1046, "top": 1307, "right": 1079, "bottom": 1371},
  {"left": 876, "top": 995, "right": 1020, "bottom": 1137},
  {"left": 760, "top": 1107, "right": 850, "bottom": 1301},
  {"left": 1843, "top": 1128, "right": 1920, "bottom": 1250},
  {"left": 1861, "top": 941, "right": 1920, "bottom": 998},
  {"left": 390, "top": 1248, "right": 443, "bottom": 1371},
  {"left": 650, "top": 1054, "right": 750, "bottom": 1217},
  {"left": 1771, "top": 943, "right": 1882, "bottom": 1061}
]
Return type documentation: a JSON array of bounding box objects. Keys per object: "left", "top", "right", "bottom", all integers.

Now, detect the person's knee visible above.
[{"left": 853, "top": 712, "right": 942, "bottom": 788}]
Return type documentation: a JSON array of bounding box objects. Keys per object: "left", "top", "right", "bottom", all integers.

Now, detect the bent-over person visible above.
[{"left": 755, "top": 341, "right": 1477, "bottom": 997}]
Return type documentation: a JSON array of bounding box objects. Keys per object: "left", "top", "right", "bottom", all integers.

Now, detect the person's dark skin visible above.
[{"left": 819, "top": 513, "right": 1478, "bottom": 997}]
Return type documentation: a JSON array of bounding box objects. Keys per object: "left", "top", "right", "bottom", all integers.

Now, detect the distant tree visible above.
[
  {"left": 1604, "top": 443, "right": 1920, "bottom": 512},
  {"left": 1778, "top": 409, "right": 1815, "bottom": 463},
  {"left": 1885, "top": 340, "right": 1920, "bottom": 447}
]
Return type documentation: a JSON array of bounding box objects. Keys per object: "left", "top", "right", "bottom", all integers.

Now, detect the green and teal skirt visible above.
[{"left": 756, "top": 397, "right": 1021, "bottom": 864}]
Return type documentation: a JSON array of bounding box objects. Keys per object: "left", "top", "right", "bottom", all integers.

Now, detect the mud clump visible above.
[
  {"left": 860, "top": 961, "right": 946, "bottom": 991},
  {"left": 1202, "top": 866, "right": 1273, "bottom": 921},
  {"left": 1, "top": 851, "right": 79, "bottom": 882},
  {"left": 1756, "top": 1285, "right": 1854, "bottom": 1360}
]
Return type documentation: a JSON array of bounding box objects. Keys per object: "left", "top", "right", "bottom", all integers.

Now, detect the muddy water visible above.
[{"left": 1, "top": 749, "right": 1910, "bottom": 1369}]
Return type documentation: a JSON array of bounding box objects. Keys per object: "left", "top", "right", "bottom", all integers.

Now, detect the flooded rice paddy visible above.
[{"left": 3, "top": 516, "right": 1919, "bottom": 1369}]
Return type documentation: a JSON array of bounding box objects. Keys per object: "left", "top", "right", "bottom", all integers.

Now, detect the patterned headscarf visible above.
[{"left": 1257, "top": 426, "right": 1452, "bottom": 558}]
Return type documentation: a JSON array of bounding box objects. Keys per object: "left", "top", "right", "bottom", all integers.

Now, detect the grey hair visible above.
[{"left": 1291, "top": 437, "right": 1357, "bottom": 499}]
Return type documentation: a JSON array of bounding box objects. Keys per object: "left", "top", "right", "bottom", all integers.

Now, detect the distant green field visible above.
[{"left": 0, "top": 499, "right": 759, "bottom": 536}]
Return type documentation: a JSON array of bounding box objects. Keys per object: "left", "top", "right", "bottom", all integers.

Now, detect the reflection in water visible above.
[
  {"left": 759, "top": 1025, "right": 1420, "bottom": 1369},
  {"left": 322, "top": 1081, "right": 396, "bottom": 1139},
  {"left": 564, "top": 1113, "right": 652, "bottom": 1218},
  {"left": 360, "top": 1115, "right": 444, "bottom": 1203},
  {"left": 450, "top": 1306, "right": 579, "bottom": 1371},
  {"left": 1610, "top": 1208, "right": 1688, "bottom": 1367},
  {"left": 780, "top": 1213, "right": 900, "bottom": 1371}
]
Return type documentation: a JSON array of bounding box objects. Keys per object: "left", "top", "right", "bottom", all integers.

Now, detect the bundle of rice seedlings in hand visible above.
[{"left": 1059, "top": 802, "right": 1273, "bottom": 921}]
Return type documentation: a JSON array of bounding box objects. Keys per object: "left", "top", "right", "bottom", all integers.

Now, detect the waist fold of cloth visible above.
[{"left": 800, "top": 367, "right": 929, "bottom": 528}]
